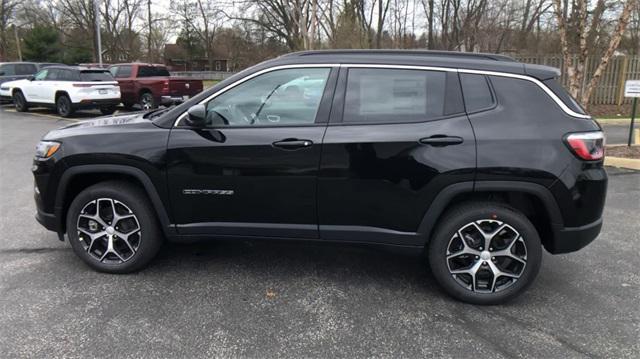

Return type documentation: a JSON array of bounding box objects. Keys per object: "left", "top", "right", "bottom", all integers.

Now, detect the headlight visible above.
[{"left": 35, "top": 141, "right": 61, "bottom": 159}]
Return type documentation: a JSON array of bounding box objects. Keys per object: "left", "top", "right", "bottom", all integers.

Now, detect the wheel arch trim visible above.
[
  {"left": 54, "top": 164, "right": 173, "bottom": 236},
  {"left": 418, "top": 181, "right": 564, "bottom": 240}
]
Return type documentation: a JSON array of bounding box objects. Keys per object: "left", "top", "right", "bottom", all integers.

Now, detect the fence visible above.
[
  {"left": 515, "top": 55, "right": 640, "bottom": 106},
  {"left": 173, "top": 55, "right": 640, "bottom": 106},
  {"left": 171, "top": 71, "right": 235, "bottom": 81}
]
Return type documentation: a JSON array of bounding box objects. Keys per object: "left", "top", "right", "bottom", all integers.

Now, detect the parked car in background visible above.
[
  {"left": 108, "top": 63, "right": 203, "bottom": 110},
  {"left": 1, "top": 66, "right": 120, "bottom": 117},
  {"left": 0, "top": 62, "right": 40, "bottom": 91},
  {"left": 0, "top": 62, "right": 66, "bottom": 103}
]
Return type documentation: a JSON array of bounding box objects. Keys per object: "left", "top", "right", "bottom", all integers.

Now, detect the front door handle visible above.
[
  {"left": 419, "top": 136, "right": 464, "bottom": 146},
  {"left": 272, "top": 139, "right": 313, "bottom": 150}
]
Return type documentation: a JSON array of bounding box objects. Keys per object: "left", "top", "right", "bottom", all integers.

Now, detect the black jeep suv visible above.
[{"left": 33, "top": 50, "right": 607, "bottom": 304}]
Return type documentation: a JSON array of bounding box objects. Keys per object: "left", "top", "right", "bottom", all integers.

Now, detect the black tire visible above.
[
  {"left": 139, "top": 92, "right": 156, "bottom": 110},
  {"left": 427, "top": 202, "right": 542, "bottom": 305},
  {"left": 66, "top": 181, "right": 163, "bottom": 273},
  {"left": 13, "top": 90, "right": 28, "bottom": 112},
  {"left": 100, "top": 105, "right": 117, "bottom": 115},
  {"left": 56, "top": 94, "right": 75, "bottom": 117}
]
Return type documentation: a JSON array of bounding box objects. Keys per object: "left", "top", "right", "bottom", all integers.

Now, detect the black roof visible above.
[
  {"left": 283, "top": 49, "right": 517, "bottom": 62},
  {"left": 271, "top": 49, "right": 559, "bottom": 80},
  {"left": 42, "top": 65, "right": 108, "bottom": 72}
]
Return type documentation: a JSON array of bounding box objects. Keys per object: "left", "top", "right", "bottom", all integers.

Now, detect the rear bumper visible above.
[
  {"left": 548, "top": 218, "right": 603, "bottom": 254},
  {"left": 73, "top": 98, "right": 120, "bottom": 109}
]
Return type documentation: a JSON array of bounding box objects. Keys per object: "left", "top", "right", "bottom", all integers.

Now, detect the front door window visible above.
[{"left": 204, "top": 68, "right": 331, "bottom": 127}]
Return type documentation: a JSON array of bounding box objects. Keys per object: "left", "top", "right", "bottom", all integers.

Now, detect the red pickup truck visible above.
[{"left": 108, "top": 63, "right": 203, "bottom": 110}]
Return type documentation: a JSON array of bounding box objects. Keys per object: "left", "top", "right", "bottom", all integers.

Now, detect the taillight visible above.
[
  {"left": 565, "top": 131, "right": 605, "bottom": 161},
  {"left": 162, "top": 80, "right": 169, "bottom": 94}
]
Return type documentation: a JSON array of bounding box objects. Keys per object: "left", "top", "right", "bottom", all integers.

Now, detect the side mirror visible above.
[
  {"left": 186, "top": 104, "right": 207, "bottom": 127},
  {"left": 28, "top": 75, "right": 35, "bottom": 81},
  {"left": 0, "top": 71, "right": 5, "bottom": 76}
]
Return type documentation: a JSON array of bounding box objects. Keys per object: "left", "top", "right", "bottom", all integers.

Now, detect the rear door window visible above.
[
  {"left": 460, "top": 73, "right": 495, "bottom": 113},
  {"left": 45, "top": 69, "right": 61, "bottom": 80},
  {"left": 60, "top": 69, "right": 79, "bottom": 81},
  {"left": 343, "top": 68, "right": 448, "bottom": 123}
]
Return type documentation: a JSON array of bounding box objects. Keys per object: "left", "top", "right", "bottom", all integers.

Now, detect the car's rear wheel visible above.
[
  {"left": 428, "top": 202, "right": 542, "bottom": 305},
  {"left": 139, "top": 92, "right": 156, "bottom": 110},
  {"left": 56, "top": 95, "right": 75, "bottom": 117},
  {"left": 13, "top": 91, "right": 28, "bottom": 112},
  {"left": 66, "top": 181, "right": 163, "bottom": 273},
  {"left": 100, "top": 105, "right": 117, "bottom": 115}
]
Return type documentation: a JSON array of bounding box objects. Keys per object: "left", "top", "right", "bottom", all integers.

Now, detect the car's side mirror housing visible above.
[
  {"left": 186, "top": 104, "right": 207, "bottom": 127},
  {"left": 28, "top": 75, "right": 35, "bottom": 81}
]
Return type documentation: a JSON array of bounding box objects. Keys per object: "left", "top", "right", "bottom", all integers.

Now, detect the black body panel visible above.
[{"left": 32, "top": 51, "right": 607, "bottom": 256}]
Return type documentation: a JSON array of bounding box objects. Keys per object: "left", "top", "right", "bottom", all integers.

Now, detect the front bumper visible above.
[
  {"left": 161, "top": 95, "right": 190, "bottom": 105},
  {"left": 35, "top": 207, "right": 58, "bottom": 232},
  {"left": 548, "top": 218, "right": 603, "bottom": 254}
]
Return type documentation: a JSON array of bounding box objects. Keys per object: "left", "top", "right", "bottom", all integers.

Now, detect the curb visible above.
[{"left": 605, "top": 156, "right": 640, "bottom": 170}]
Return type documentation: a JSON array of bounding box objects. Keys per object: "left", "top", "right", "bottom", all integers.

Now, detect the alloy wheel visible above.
[
  {"left": 57, "top": 98, "right": 70, "bottom": 116},
  {"left": 140, "top": 94, "right": 153, "bottom": 110},
  {"left": 446, "top": 219, "right": 527, "bottom": 293},
  {"left": 76, "top": 198, "right": 142, "bottom": 263}
]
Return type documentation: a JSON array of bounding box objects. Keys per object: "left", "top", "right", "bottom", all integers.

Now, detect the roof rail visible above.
[{"left": 281, "top": 49, "right": 516, "bottom": 62}]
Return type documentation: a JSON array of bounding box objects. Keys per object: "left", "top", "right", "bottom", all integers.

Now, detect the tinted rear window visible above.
[
  {"left": 80, "top": 71, "right": 114, "bottom": 81},
  {"left": 460, "top": 73, "right": 495, "bottom": 112},
  {"left": 137, "top": 66, "right": 170, "bottom": 77},
  {"left": 344, "top": 68, "right": 447, "bottom": 123},
  {"left": 16, "top": 64, "right": 38, "bottom": 75},
  {"left": 543, "top": 78, "right": 586, "bottom": 115}
]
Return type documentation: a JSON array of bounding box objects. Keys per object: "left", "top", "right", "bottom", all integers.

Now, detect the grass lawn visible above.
[
  {"left": 596, "top": 117, "right": 634, "bottom": 125},
  {"left": 203, "top": 80, "right": 221, "bottom": 89}
]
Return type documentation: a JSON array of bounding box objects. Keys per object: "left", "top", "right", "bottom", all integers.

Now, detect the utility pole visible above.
[
  {"left": 94, "top": 0, "right": 102, "bottom": 66},
  {"left": 148, "top": 0, "right": 152, "bottom": 62},
  {"left": 13, "top": 25, "right": 22, "bottom": 61}
]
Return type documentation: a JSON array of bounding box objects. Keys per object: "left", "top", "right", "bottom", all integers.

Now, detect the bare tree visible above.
[
  {"left": 553, "top": 0, "right": 635, "bottom": 106},
  {"left": 172, "top": 0, "right": 222, "bottom": 68},
  {"left": 0, "top": 0, "right": 19, "bottom": 60}
]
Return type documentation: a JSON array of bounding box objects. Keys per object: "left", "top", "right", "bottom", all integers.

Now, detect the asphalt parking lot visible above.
[{"left": 1, "top": 106, "right": 639, "bottom": 358}]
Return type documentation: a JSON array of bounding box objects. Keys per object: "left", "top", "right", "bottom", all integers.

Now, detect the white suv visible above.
[{"left": 0, "top": 66, "right": 121, "bottom": 117}]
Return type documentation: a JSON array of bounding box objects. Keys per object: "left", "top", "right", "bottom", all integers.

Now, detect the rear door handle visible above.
[
  {"left": 272, "top": 139, "right": 313, "bottom": 150},
  {"left": 419, "top": 136, "right": 464, "bottom": 146}
]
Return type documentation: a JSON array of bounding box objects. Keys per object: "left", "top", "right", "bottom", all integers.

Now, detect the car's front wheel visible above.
[
  {"left": 13, "top": 91, "right": 28, "bottom": 112},
  {"left": 428, "top": 202, "right": 542, "bottom": 305},
  {"left": 56, "top": 95, "right": 75, "bottom": 117},
  {"left": 66, "top": 181, "right": 163, "bottom": 273}
]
